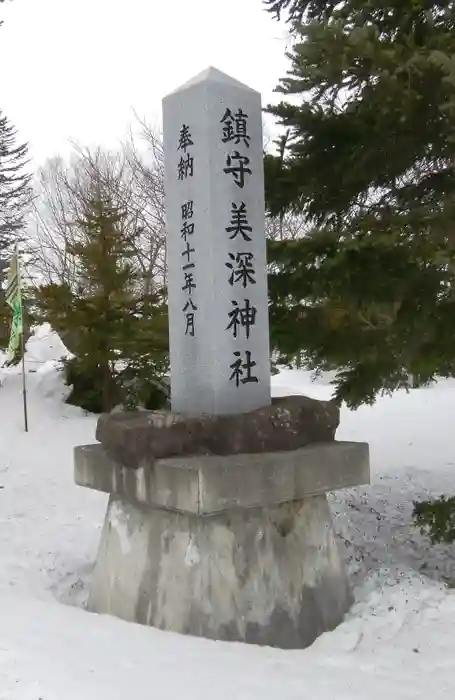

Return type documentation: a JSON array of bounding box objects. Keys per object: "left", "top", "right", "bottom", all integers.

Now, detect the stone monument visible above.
[
  {"left": 73, "top": 67, "right": 370, "bottom": 650},
  {"left": 162, "top": 66, "right": 270, "bottom": 415}
]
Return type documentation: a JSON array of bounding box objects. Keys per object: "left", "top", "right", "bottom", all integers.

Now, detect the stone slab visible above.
[
  {"left": 89, "top": 493, "right": 353, "bottom": 649},
  {"left": 75, "top": 441, "right": 370, "bottom": 516}
]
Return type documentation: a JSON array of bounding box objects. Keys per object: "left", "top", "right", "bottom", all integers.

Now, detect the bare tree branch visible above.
[
  {"left": 266, "top": 211, "right": 310, "bottom": 240},
  {"left": 27, "top": 125, "right": 166, "bottom": 294}
]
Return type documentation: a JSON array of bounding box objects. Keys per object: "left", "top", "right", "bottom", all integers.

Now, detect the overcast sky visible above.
[{"left": 0, "top": 0, "right": 290, "bottom": 165}]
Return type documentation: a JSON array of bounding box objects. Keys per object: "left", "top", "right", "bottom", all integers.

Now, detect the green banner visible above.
[{"left": 5, "top": 251, "right": 23, "bottom": 362}]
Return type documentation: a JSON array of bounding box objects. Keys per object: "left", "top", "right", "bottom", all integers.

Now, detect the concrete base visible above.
[
  {"left": 75, "top": 441, "right": 370, "bottom": 515},
  {"left": 76, "top": 441, "right": 370, "bottom": 648},
  {"left": 89, "top": 493, "right": 352, "bottom": 649}
]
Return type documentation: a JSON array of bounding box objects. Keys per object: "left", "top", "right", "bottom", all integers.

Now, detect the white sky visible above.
[{"left": 0, "top": 0, "right": 290, "bottom": 165}]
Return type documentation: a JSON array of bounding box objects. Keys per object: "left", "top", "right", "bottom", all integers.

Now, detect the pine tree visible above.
[
  {"left": 264, "top": 0, "right": 455, "bottom": 407},
  {"left": 0, "top": 111, "right": 31, "bottom": 350},
  {"left": 0, "top": 110, "right": 31, "bottom": 280},
  {"left": 264, "top": 0, "right": 308, "bottom": 22},
  {"left": 35, "top": 189, "right": 169, "bottom": 413}
]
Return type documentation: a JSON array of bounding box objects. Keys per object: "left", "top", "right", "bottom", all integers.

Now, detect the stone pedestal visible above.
[{"left": 75, "top": 440, "right": 369, "bottom": 649}]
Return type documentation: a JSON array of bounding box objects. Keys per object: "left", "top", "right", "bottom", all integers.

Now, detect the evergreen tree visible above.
[
  {"left": 264, "top": 0, "right": 455, "bottom": 407},
  {"left": 264, "top": 0, "right": 308, "bottom": 22},
  {"left": 0, "top": 111, "right": 31, "bottom": 349},
  {"left": 0, "top": 111, "right": 31, "bottom": 273},
  {"left": 35, "top": 189, "right": 169, "bottom": 413}
]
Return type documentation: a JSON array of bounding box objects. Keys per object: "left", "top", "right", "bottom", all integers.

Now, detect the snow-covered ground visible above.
[{"left": 1, "top": 326, "right": 455, "bottom": 699}]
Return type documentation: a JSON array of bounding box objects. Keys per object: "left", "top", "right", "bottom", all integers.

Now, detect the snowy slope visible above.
[{"left": 1, "top": 327, "right": 455, "bottom": 699}]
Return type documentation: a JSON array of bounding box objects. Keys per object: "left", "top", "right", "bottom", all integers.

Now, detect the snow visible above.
[{"left": 1, "top": 327, "right": 455, "bottom": 698}]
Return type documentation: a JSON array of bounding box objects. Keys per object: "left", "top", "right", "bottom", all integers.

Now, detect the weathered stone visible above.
[
  {"left": 75, "top": 440, "right": 370, "bottom": 515},
  {"left": 78, "top": 436, "right": 370, "bottom": 648},
  {"left": 88, "top": 493, "right": 353, "bottom": 649},
  {"left": 96, "top": 394, "right": 340, "bottom": 469}
]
